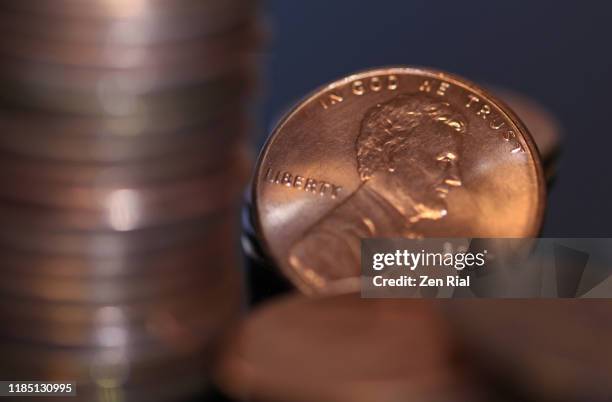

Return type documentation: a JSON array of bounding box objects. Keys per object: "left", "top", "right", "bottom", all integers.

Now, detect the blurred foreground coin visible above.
[
  {"left": 215, "top": 294, "right": 486, "bottom": 402},
  {"left": 446, "top": 301, "right": 612, "bottom": 402}
]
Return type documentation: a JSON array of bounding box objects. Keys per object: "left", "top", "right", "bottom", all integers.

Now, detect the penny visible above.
[
  {"left": 242, "top": 83, "right": 562, "bottom": 270},
  {"left": 253, "top": 67, "right": 546, "bottom": 294},
  {"left": 215, "top": 294, "right": 486, "bottom": 402}
]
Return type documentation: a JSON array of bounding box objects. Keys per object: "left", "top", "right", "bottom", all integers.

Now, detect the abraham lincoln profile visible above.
[{"left": 288, "top": 93, "right": 468, "bottom": 291}]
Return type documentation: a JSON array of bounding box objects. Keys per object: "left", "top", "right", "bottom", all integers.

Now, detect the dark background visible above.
[{"left": 260, "top": 0, "right": 612, "bottom": 236}]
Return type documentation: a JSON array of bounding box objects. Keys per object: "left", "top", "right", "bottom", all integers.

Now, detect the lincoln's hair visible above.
[{"left": 356, "top": 94, "right": 467, "bottom": 181}]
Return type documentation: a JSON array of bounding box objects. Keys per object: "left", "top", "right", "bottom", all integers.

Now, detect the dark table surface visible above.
[{"left": 259, "top": 0, "right": 612, "bottom": 237}]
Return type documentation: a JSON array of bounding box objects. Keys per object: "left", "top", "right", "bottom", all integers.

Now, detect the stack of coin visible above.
[{"left": 0, "top": 1, "right": 262, "bottom": 401}]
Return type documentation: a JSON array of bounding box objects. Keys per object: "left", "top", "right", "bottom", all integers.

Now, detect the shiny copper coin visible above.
[
  {"left": 446, "top": 301, "right": 612, "bottom": 402},
  {"left": 253, "top": 67, "right": 546, "bottom": 294},
  {"left": 215, "top": 294, "right": 484, "bottom": 402}
]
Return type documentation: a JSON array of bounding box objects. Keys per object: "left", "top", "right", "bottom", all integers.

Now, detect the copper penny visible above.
[{"left": 253, "top": 67, "right": 546, "bottom": 294}]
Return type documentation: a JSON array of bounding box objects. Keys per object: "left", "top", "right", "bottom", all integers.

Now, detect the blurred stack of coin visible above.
[{"left": 0, "top": 1, "right": 262, "bottom": 401}]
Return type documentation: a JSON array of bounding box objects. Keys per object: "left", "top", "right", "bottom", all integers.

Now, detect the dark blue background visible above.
[{"left": 260, "top": 0, "right": 612, "bottom": 236}]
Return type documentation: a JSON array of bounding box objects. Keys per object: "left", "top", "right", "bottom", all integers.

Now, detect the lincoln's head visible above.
[{"left": 356, "top": 93, "right": 467, "bottom": 221}]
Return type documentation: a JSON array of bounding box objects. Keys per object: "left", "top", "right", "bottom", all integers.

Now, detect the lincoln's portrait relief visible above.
[{"left": 288, "top": 93, "right": 468, "bottom": 289}]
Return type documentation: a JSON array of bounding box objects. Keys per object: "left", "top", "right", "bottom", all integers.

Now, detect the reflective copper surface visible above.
[
  {"left": 253, "top": 67, "right": 546, "bottom": 294},
  {"left": 493, "top": 87, "right": 561, "bottom": 181}
]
